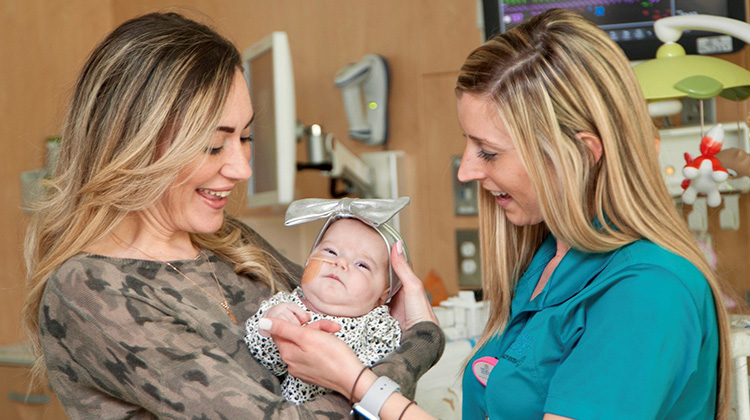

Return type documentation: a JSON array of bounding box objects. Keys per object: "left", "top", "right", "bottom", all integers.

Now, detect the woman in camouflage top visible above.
[{"left": 21, "top": 12, "right": 443, "bottom": 420}]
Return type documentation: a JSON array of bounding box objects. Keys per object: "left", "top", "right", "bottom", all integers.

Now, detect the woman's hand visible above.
[
  {"left": 389, "top": 241, "right": 438, "bottom": 329},
  {"left": 259, "top": 317, "right": 364, "bottom": 396},
  {"left": 716, "top": 147, "right": 750, "bottom": 178}
]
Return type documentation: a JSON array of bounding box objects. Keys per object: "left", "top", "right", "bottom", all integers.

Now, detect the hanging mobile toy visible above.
[{"left": 681, "top": 124, "right": 729, "bottom": 207}]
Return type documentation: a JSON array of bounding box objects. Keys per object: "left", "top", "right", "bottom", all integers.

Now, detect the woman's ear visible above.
[
  {"left": 156, "top": 122, "right": 178, "bottom": 159},
  {"left": 577, "top": 132, "right": 603, "bottom": 163}
]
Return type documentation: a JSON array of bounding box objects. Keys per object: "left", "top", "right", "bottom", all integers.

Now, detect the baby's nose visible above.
[{"left": 334, "top": 256, "right": 350, "bottom": 272}]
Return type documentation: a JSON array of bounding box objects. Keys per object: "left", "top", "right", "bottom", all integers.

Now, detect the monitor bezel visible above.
[{"left": 242, "top": 31, "right": 297, "bottom": 208}]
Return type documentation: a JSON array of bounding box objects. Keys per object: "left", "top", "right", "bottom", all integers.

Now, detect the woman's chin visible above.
[{"left": 187, "top": 215, "right": 225, "bottom": 235}]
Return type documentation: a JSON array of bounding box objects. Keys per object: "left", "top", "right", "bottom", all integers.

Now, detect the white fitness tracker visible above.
[{"left": 352, "top": 376, "right": 401, "bottom": 420}]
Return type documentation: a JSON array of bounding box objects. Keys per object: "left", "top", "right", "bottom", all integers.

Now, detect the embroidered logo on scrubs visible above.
[
  {"left": 500, "top": 332, "right": 533, "bottom": 366},
  {"left": 472, "top": 356, "right": 498, "bottom": 386}
]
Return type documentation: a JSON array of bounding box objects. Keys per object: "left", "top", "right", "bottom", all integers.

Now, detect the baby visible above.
[{"left": 244, "top": 197, "right": 410, "bottom": 404}]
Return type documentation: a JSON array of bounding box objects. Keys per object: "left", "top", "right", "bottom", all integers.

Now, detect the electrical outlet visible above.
[
  {"left": 452, "top": 156, "right": 478, "bottom": 215},
  {"left": 456, "top": 229, "right": 481, "bottom": 289}
]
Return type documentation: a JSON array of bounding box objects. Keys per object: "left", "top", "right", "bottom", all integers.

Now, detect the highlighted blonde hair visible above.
[
  {"left": 456, "top": 9, "right": 730, "bottom": 418},
  {"left": 22, "top": 12, "right": 291, "bottom": 385}
]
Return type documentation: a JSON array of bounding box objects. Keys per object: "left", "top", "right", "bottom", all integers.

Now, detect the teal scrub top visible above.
[{"left": 462, "top": 236, "right": 719, "bottom": 420}]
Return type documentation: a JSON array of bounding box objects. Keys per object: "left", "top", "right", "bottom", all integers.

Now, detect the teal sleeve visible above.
[{"left": 544, "top": 264, "right": 716, "bottom": 419}]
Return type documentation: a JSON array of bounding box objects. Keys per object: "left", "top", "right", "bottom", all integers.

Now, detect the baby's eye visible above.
[
  {"left": 323, "top": 248, "right": 338, "bottom": 256},
  {"left": 356, "top": 262, "right": 371, "bottom": 270}
]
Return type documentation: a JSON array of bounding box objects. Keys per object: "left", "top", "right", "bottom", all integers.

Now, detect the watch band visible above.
[{"left": 352, "top": 376, "right": 401, "bottom": 420}]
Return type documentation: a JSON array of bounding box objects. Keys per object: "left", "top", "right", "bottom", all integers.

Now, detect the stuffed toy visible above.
[{"left": 681, "top": 124, "right": 728, "bottom": 207}]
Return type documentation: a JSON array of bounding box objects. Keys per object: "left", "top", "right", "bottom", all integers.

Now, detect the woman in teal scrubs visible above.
[
  {"left": 453, "top": 8, "right": 730, "bottom": 420},
  {"left": 263, "top": 8, "right": 731, "bottom": 420}
]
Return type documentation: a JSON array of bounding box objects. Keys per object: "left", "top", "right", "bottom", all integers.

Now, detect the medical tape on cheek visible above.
[{"left": 301, "top": 255, "right": 337, "bottom": 284}]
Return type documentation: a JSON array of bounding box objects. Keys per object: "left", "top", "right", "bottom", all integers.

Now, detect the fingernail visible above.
[
  {"left": 396, "top": 241, "right": 403, "bottom": 255},
  {"left": 258, "top": 318, "right": 272, "bottom": 331}
]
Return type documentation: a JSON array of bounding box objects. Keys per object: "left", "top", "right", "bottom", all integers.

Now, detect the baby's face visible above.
[{"left": 301, "top": 219, "right": 389, "bottom": 317}]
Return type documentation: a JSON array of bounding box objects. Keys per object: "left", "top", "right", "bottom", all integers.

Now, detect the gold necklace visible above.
[{"left": 111, "top": 233, "right": 239, "bottom": 325}]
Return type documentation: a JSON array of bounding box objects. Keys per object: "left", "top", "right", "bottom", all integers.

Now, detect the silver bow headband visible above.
[{"left": 285, "top": 197, "right": 410, "bottom": 303}]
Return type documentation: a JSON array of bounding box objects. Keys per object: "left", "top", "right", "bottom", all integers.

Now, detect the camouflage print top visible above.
[{"left": 39, "top": 227, "right": 445, "bottom": 420}]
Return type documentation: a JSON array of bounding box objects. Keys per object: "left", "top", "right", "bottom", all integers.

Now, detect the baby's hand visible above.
[{"left": 259, "top": 303, "right": 310, "bottom": 337}]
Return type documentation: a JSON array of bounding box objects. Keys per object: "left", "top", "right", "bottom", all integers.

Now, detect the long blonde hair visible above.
[
  {"left": 456, "top": 9, "right": 730, "bottom": 418},
  {"left": 22, "top": 12, "right": 290, "bottom": 385}
]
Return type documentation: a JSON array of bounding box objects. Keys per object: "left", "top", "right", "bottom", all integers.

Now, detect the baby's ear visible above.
[{"left": 377, "top": 285, "right": 390, "bottom": 306}]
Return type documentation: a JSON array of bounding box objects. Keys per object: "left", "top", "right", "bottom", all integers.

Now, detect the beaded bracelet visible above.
[
  {"left": 398, "top": 400, "right": 417, "bottom": 420},
  {"left": 349, "top": 366, "right": 370, "bottom": 404}
]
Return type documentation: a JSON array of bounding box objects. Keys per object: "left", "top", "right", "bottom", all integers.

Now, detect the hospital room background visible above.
[{"left": 3, "top": 0, "right": 750, "bottom": 418}]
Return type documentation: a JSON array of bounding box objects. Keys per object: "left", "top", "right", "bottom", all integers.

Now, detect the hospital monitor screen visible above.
[
  {"left": 242, "top": 31, "right": 296, "bottom": 208},
  {"left": 482, "top": 0, "right": 747, "bottom": 61}
]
